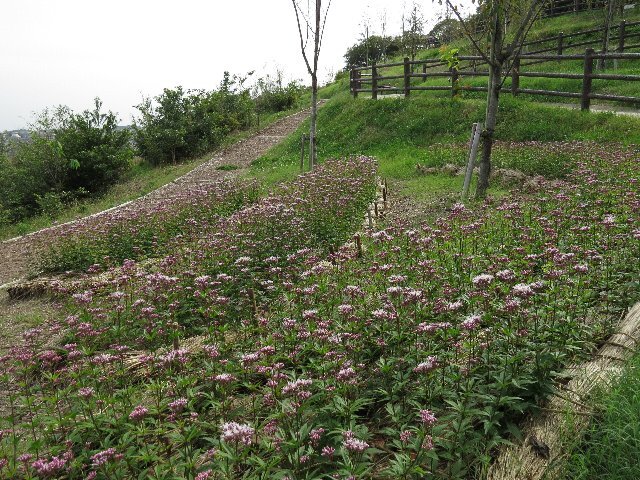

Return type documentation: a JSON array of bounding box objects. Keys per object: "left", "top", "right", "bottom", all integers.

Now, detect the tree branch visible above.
[
  {"left": 445, "top": 0, "right": 493, "bottom": 66},
  {"left": 292, "top": 0, "right": 314, "bottom": 76},
  {"left": 506, "top": 0, "right": 545, "bottom": 57}
]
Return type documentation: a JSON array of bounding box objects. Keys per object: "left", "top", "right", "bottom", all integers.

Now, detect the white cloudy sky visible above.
[{"left": 0, "top": 0, "right": 468, "bottom": 130}]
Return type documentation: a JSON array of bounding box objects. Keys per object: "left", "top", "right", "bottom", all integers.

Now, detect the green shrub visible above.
[
  {"left": 133, "top": 73, "right": 255, "bottom": 165},
  {"left": 253, "top": 74, "right": 304, "bottom": 114},
  {"left": 0, "top": 101, "right": 133, "bottom": 223}
]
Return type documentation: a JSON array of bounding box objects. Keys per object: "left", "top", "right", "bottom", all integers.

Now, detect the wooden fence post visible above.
[
  {"left": 450, "top": 66, "right": 459, "bottom": 97},
  {"left": 618, "top": 20, "right": 626, "bottom": 52},
  {"left": 422, "top": 63, "right": 427, "bottom": 81},
  {"left": 462, "top": 122, "right": 482, "bottom": 201},
  {"left": 511, "top": 56, "right": 521, "bottom": 96},
  {"left": 371, "top": 62, "right": 378, "bottom": 100},
  {"left": 351, "top": 69, "right": 359, "bottom": 98},
  {"left": 404, "top": 57, "right": 411, "bottom": 97},
  {"left": 581, "top": 48, "right": 595, "bottom": 111},
  {"left": 557, "top": 32, "right": 565, "bottom": 55}
]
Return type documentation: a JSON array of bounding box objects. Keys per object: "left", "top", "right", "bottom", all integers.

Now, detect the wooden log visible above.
[{"left": 487, "top": 303, "right": 640, "bottom": 480}]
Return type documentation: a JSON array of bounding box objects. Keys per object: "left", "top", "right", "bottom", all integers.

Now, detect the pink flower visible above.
[
  {"left": 168, "top": 398, "right": 188, "bottom": 413},
  {"left": 90, "top": 448, "right": 118, "bottom": 468},
  {"left": 196, "top": 470, "right": 213, "bottom": 480},
  {"left": 221, "top": 422, "right": 254, "bottom": 445},
  {"left": 472, "top": 274, "right": 494, "bottom": 287},
  {"left": 419, "top": 409, "right": 437, "bottom": 426},
  {"left": 414, "top": 356, "right": 438, "bottom": 374},
  {"left": 322, "top": 446, "right": 335, "bottom": 458},
  {"left": 461, "top": 314, "right": 481, "bottom": 331},
  {"left": 342, "top": 431, "right": 369, "bottom": 453},
  {"left": 78, "top": 387, "right": 95, "bottom": 399},
  {"left": 129, "top": 405, "right": 149, "bottom": 421}
]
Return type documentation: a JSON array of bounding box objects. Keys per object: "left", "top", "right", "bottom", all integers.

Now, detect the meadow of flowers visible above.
[{"left": 0, "top": 149, "right": 639, "bottom": 479}]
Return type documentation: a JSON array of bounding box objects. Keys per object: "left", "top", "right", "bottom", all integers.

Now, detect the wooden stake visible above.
[{"left": 462, "top": 122, "right": 482, "bottom": 201}]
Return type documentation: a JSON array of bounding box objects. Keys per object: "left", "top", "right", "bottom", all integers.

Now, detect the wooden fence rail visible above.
[
  {"left": 350, "top": 50, "right": 640, "bottom": 111},
  {"left": 350, "top": 19, "right": 639, "bottom": 74}
]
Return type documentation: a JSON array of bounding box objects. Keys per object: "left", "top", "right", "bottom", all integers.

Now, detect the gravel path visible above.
[{"left": 0, "top": 107, "right": 315, "bottom": 286}]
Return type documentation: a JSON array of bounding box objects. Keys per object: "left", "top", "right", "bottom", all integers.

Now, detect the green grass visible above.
[
  {"left": 249, "top": 93, "right": 640, "bottom": 193},
  {"left": 564, "top": 352, "right": 640, "bottom": 479}
]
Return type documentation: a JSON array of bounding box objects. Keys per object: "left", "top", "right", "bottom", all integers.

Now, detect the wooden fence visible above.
[
  {"left": 518, "top": 19, "right": 640, "bottom": 62},
  {"left": 350, "top": 48, "right": 640, "bottom": 110},
  {"left": 542, "top": 0, "right": 636, "bottom": 18}
]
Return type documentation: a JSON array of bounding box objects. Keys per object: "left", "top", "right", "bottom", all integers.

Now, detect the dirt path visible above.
[{"left": 0, "top": 107, "right": 315, "bottom": 286}]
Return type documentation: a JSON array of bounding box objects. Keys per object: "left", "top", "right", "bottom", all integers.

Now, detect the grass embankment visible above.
[
  {"left": 0, "top": 108, "right": 293, "bottom": 242},
  {"left": 250, "top": 92, "right": 640, "bottom": 202},
  {"left": 564, "top": 352, "right": 640, "bottom": 479}
]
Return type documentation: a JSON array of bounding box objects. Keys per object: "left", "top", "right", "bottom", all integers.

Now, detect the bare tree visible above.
[
  {"left": 360, "top": 9, "right": 372, "bottom": 65},
  {"left": 380, "top": 9, "right": 389, "bottom": 61},
  {"left": 444, "top": 0, "right": 545, "bottom": 198},
  {"left": 291, "top": 0, "right": 332, "bottom": 169},
  {"left": 598, "top": 0, "right": 617, "bottom": 70},
  {"left": 403, "top": 2, "right": 426, "bottom": 68}
]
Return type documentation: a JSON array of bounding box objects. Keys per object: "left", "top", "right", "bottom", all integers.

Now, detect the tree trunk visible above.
[
  {"left": 477, "top": 61, "right": 501, "bottom": 199},
  {"left": 310, "top": 73, "right": 318, "bottom": 168},
  {"left": 476, "top": 0, "right": 504, "bottom": 199}
]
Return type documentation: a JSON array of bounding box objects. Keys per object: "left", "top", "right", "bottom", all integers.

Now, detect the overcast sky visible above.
[{"left": 0, "top": 0, "right": 465, "bottom": 131}]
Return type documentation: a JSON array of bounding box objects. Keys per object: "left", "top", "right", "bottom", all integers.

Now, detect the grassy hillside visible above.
[{"left": 250, "top": 91, "right": 640, "bottom": 194}]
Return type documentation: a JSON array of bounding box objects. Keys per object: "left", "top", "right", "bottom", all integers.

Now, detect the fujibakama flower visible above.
[
  {"left": 414, "top": 356, "right": 438, "bottom": 374},
  {"left": 168, "top": 398, "right": 188, "bottom": 413},
  {"left": 129, "top": 405, "right": 149, "bottom": 421},
  {"left": 220, "top": 422, "right": 254, "bottom": 445},
  {"left": 461, "top": 314, "right": 482, "bottom": 331},
  {"left": 195, "top": 471, "right": 213, "bottom": 480},
  {"left": 77, "top": 387, "right": 95, "bottom": 399},
  {"left": 419, "top": 409, "right": 437, "bottom": 426},
  {"left": 472, "top": 273, "right": 494, "bottom": 287},
  {"left": 342, "top": 431, "right": 369, "bottom": 453},
  {"left": 90, "top": 448, "right": 120, "bottom": 468},
  {"left": 512, "top": 283, "right": 535, "bottom": 297}
]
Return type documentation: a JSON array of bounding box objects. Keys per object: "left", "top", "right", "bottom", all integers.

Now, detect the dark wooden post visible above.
[
  {"left": 618, "top": 20, "right": 626, "bottom": 52},
  {"left": 581, "top": 48, "right": 595, "bottom": 111},
  {"left": 371, "top": 62, "right": 378, "bottom": 100},
  {"left": 352, "top": 69, "right": 359, "bottom": 98},
  {"left": 422, "top": 63, "right": 427, "bottom": 81},
  {"left": 403, "top": 57, "right": 411, "bottom": 97},
  {"left": 557, "top": 32, "right": 565, "bottom": 55},
  {"left": 450, "top": 66, "right": 459, "bottom": 97},
  {"left": 511, "top": 56, "right": 520, "bottom": 96}
]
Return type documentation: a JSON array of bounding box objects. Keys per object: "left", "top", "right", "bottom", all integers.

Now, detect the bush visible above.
[
  {"left": 253, "top": 73, "right": 304, "bottom": 114},
  {"left": 133, "top": 73, "right": 255, "bottom": 165},
  {"left": 0, "top": 101, "right": 133, "bottom": 222}
]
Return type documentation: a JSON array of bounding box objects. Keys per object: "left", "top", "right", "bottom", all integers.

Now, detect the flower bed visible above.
[
  {"left": 37, "top": 179, "right": 260, "bottom": 273},
  {"left": 1, "top": 150, "right": 638, "bottom": 479}
]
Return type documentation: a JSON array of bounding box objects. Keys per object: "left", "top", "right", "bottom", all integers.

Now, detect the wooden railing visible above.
[
  {"left": 350, "top": 49, "right": 640, "bottom": 111},
  {"left": 542, "top": 0, "right": 636, "bottom": 18}
]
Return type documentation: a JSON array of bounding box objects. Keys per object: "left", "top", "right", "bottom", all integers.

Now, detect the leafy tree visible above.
[
  {"left": 253, "top": 71, "right": 304, "bottom": 114},
  {"left": 429, "top": 17, "right": 462, "bottom": 44},
  {"left": 402, "top": 2, "right": 426, "bottom": 66},
  {"left": 344, "top": 35, "right": 401, "bottom": 68},
  {"left": 54, "top": 98, "right": 133, "bottom": 193},
  {"left": 0, "top": 100, "right": 132, "bottom": 221}
]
